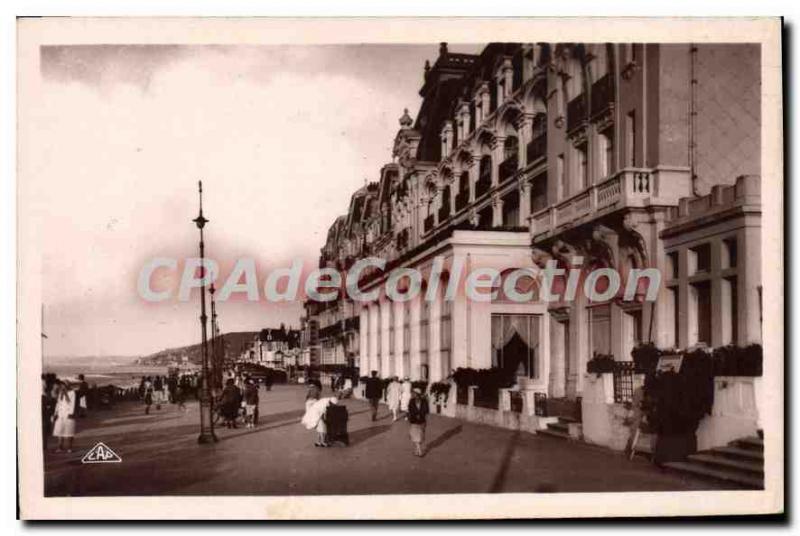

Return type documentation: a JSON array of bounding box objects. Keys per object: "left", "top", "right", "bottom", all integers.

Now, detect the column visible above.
[
  {"left": 518, "top": 116, "right": 532, "bottom": 169},
  {"left": 741, "top": 225, "right": 762, "bottom": 344},
  {"left": 409, "top": 295, "right": 422, "bottom": 380},
  {"left": 451, "top": 266, "right": 469, "bottom": 371},
  {"left": 492, "top": 193, "right": 504, "bottom": 227},
  {"left": 393, "top": 299, "right": 405, "bottom": 378},
  {"left": 379, "top": 298, "right": 391, "bottom": 377},
  {"left": 491, "top": 137, "right": 505, "bottom": 187},
  {"left": 368, "top": 303, "right": 379, "bottom": 375},
  {"left": 548, "top": 316, "right": 567, "bottom": 397},
  {"left": 359, "top": 306, "right": 368, "bottom": 374},
  {"left": 468, "top": 160, "right": 478, "bottom": 202},
  {"left": 519, "top": 180, "right": 532, "bottom": 226},
  {"left": 429, "top": 287, "right": 442, "bottom": 382}
]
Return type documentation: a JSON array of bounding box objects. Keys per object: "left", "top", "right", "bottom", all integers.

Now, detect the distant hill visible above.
[{"left": 137, "top": 331, "right": 258, "bottom": 366}]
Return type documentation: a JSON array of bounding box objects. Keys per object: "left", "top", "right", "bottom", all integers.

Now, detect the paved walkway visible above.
[{"left": 44, "top": 385, "right": 734, "bottom": 496}]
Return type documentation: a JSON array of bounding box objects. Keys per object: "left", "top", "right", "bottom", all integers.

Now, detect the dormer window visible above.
[{"left": 440, "top": 121, "right": 454, "bottom": 159}]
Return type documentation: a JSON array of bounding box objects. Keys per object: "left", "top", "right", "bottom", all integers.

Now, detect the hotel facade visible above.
[{"left": 304, "top": 42, "right": 762, "bottom": 414}]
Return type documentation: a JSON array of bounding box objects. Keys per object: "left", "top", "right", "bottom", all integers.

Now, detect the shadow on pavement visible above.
[
  {"left": 348, "top": 424, "right": 392, "bottom": 446},
  {"left": 488, "top": 430, "right": 520, "bottom": 493},
  {"left": 425, "top": 424, "right": 463, "bottom": 454},
  {"left": 218, "top": 418, "right": 301, "bottom": 442}
]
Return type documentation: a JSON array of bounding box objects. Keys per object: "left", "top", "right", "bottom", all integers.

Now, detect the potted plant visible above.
[
  {"left": 429, "top": 381, "right": 451, "bottom": 413},
  {"left": 643, "top": 348, "right": 714, "bottom": 464},
  {"left": 586, "top": 353, "right": 616, "bottom": 375}
]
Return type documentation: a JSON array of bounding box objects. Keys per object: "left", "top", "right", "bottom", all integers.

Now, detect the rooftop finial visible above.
[{"left": 399, "top": 108, "right": 413, "bottom": 128}]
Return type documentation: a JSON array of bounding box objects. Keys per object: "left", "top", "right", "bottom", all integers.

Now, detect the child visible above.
[{"left": 243, "top": 379, "right": 259, "bottom": 429}]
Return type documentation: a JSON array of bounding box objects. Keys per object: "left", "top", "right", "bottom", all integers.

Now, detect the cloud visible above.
[{"left": 33, "top": 44, "right": 456, "bottom": 356}]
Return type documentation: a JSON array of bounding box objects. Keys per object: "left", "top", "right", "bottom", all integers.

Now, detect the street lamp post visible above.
[
  {"left": 194, "top": 180, "right": 217, "bottom": 444},
  {"left": 209, "top": 283, "right": 220, "bottom": 395}
]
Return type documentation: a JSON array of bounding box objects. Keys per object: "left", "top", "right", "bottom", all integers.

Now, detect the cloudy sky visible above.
[{"left": 35, "top": 43, "right": 481, "bottom": 358}]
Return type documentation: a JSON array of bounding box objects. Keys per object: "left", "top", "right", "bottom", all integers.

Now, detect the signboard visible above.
[{"left": 656, "top": 353, "right": 683, "bottom": 374}]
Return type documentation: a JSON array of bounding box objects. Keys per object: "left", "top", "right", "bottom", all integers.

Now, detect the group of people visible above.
[
  {"left": 218, "top": 376, "right": 261, "bottom": 429},
  {"left": 303, "top": 371, "right": 430, "bottom": 456},
  {"left": 41, "top": 373, "right": 90, "bottom": 453},
  {"left": 140, "top": 374, "right": 198, "bottom": 414},
  {"left": 302, "top": 379, "right": 343, "bottom": 447},
  {"left": 364, "top": 372, "right": 429, "bottom": 456}
]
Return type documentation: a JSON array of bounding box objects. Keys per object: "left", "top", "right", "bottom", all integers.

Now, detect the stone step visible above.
[
  {"left": 537, "top": 427, "right": 571, "bottom": 441},
  {"left": 662, "top": 461, "right": 764, "bottom": 489},
  {"left": 711, "top": 446, "right": 764, "bottom": 462},
  {"left": 688, "top": 453, "right": 764, "bottom": 475},
  {"left": 558, "top": 416, "right": 580, "bottom": 424},
  {"left": 733, "top": 436, "right": 764, "bottom": 451},
  {"left": 547, "top": 421, "right": 569, "bottom": 433}
]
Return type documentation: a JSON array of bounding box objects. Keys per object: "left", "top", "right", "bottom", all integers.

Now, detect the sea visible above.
[{"left": 43, "top": 357, "right": 170, "bottom": 389}]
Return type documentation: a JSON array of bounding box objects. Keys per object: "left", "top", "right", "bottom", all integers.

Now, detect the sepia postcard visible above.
[{"left": 16, "top": 17, "right": 784, "bottom": 520}]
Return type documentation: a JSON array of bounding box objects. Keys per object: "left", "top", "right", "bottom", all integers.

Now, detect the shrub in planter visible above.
[
  {"left": 712, "top": 344, "right": 763, "bottom": 376},
  {"left": 429, "top": 381, "right": 451, "bottom": 405},
  {"left": 632, "top": 343, "right": 662, "bottom": 374},
  {"left": 586, "top": 353, "right": 615, "bottom": 374},
  {"left": 411, "top": 380, "right": 429, "bottom": 394},
  {"left": 643, "top": 347, "right": 714, "bottom": 463},
  {"left": 452, "top": 367, "right": 515, "bottom": 410}
]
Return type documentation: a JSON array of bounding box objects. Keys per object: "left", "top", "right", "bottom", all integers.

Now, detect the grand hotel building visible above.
[{"left": 304, "top": 42, "right": 761, "bottom": 410}]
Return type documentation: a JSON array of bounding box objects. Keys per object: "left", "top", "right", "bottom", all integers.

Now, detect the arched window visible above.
[
  {"left": 503, "top": 136, "right": 519, "bottom": 161},
  {"left": 478, "top": 155, "right": 492, "bottom": 189},
  {"left": 459, "top": 171, "right": 469, "bottom": 193},
  {"left": 500, "top": 136, "right": 520, "bottom": 182}
]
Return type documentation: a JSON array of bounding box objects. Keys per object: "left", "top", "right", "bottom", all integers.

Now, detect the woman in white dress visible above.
[
  {"left": 52, "top": 381, "right": 77, "bottom": 453},
  {"left": 301, "top": 392, "right": 338, "bottom": 447},
  {"left": 400, "top": 377, "right": 412, "bottom": 413},
  {"left": 386, "top": 377, "right": 402, "bottom": 422}
]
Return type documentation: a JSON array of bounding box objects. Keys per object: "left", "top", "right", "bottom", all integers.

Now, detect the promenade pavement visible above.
[{"left": 43, "top": 384, "right": 735, "bottom": 496}]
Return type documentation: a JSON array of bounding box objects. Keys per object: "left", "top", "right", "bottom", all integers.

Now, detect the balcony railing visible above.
[
  {"left": 455, "top": 189, "right": 469, "bottom": 212},
  {"left": 529, "top": 167, "right": 692, "bottom": 239},
  {"left": 498, "top": 155, "right": 519, "bottom": 182},
  {"left": 566, "top": 94, "right": 588, "bottom": 133},
  {"left": 526, "top": 134, "right": 547, "bottom": 164},
  {"left": 590, "top": 73, "right": 614, "bottom": 119},
  {"left": 423, "top": 214, "right": 434, "bottom": 234}
]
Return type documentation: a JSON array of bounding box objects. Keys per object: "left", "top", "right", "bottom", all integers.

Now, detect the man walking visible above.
[{"left": 364, "top": 370, "right": 383, "bottom": 422}]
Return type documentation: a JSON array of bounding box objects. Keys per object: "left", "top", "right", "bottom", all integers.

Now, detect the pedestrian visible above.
[
  {"left": 175, "top": 375, "right": 187, "bottom": 411},
  {"left": 264, "top": 369, "right": 273, "bottom": 391},
  {"left": 386, "top": 376, "right": 402, "bottom": 422},
  {"left": 220, "top": 378, "right": 242, "bottom": 429},
  {"left": 400, "top": 377, "right": 412, "bottom": 412},
  {"left": 243, "top": 379, "right": 259, "bottom": 429},
  {"left": 167, "top": 375, "right": 178, "bottom": 404},
  {"left": 301, "top": 392, "right": 340, "bottom": 447},
  {"left": 41, "top": 375, "right": 56, "bottom": 450},
  {"left": 52, "top": 381, "right": 78, "bottom": 453},
  {"left": 364, "top": 370, "right": 383, "bottom": 422},
  {"left": 143, "top": 376, "right": 154, "bottom": 415},
  {"left": 76, "top": 374, "right": 89, "bottom": 417},
  {"left": 407, "top": 386, "right": 429, "bottom": 457},
  {"left": 153, "top": 375, "right": 164, "bottom": 410}
]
